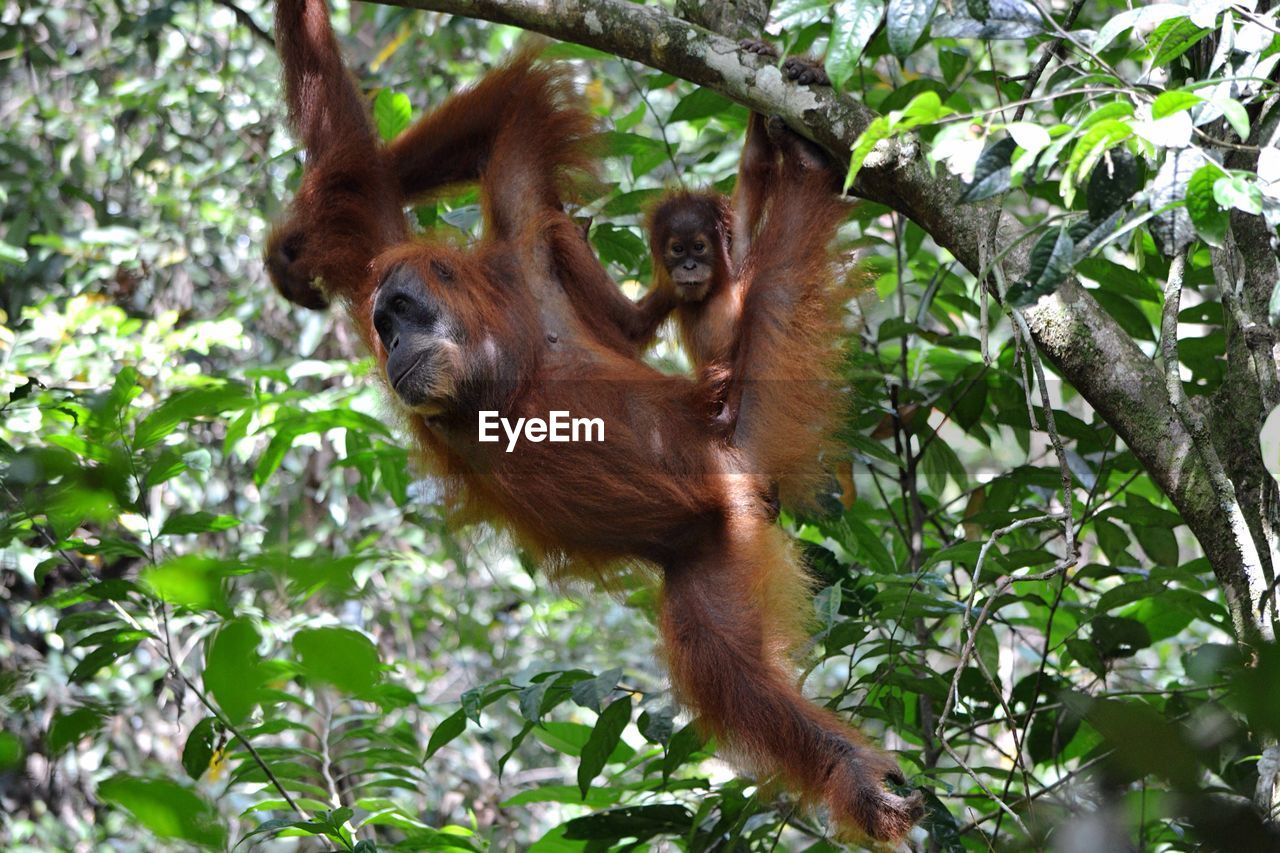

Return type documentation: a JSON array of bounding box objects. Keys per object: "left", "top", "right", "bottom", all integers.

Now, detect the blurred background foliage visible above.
[{"left": 2, "top": 0, "right": 1280, "bottom": 850}]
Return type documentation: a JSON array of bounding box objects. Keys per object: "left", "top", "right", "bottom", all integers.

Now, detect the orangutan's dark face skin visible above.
[
  {"left": 372, "top": 262, "right": 464, "bottom": 414},
  {"left": 660, "top": 214, "right": 718, "bottom": 302}
]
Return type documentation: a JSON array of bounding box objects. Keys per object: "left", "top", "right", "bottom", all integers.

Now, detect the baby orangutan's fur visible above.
[
  {"left": 266, "top": 0, "right": 923, "bottom": 842},
  {"left": 645, "top": 108, "right": 850, "bottom": 510}
]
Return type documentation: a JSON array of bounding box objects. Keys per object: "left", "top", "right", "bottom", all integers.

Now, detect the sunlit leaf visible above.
[
  {"left": 204, "top": 618, "right": 267, "bottom": 723},
  {"left": 886, "top": 0, "right": 940, "bottom": 57},
  {"left": 827, "top": 0, "right": 883, "bottom": 88},
  {"left": 373, "top": 89, "right": 412, "bottom": 141},
  {"left": 135, "top": 383, "right": 253, "bottom": 449},
  {"left": 293, "top": 627, "right": 382, "bottom": 698},
  {"left": 98, "top": 775, "right": 226, "bottom": 848},
  {"left": 1186, "top": 164, "right": 1228, "bottom": 247}
]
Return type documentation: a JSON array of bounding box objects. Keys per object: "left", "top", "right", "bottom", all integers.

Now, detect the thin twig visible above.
[
  {"left": 622, "top": 64, "right": 682, "bottom": 183},
  {"left": 1027, "top": 0, "right": 1126, "bottom": 84},
  {"left": 1010, "top": 308, "right": 1078, "bottom": 563},
  {"left": 1012, "top": 0, "right": 1090, "bottom": 123},
  {"left": 936, "top": 513, "right": 1066, "bottom": 733},
  {"left": 212, "top": 0, "right": 275, "bottom": 46},
  {"left": 954, "top": 749, "right": 1116, "bottom": 834},
  {"left": 941, "top": 741, "right": 1032, "bottom": 836}
]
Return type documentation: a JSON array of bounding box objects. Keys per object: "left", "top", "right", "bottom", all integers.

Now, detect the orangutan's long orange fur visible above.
[
  {"left": 644, "top": 112, "right": 850, "bottom": 509},
  {"left": 266, "top": 0, "right": 923, "bottom": 841}
]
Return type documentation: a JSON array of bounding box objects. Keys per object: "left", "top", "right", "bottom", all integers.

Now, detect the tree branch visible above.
[
  {"left": 1163, "top": 250, "right": 1271, "bottom": 644},
  {"left": 368, "top": 0, "right": 1265, "bottom": 643},
  {"left": 213, "top": 0, "right": 275, "bottom": 46},
  {"left": 675, "top": 0, "right": 770, "bottom": 40}
]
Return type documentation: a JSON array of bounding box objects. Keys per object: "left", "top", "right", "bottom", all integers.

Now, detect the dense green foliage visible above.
[{"left": 3, "top": 0, "right": 1279, "bottom": 850}]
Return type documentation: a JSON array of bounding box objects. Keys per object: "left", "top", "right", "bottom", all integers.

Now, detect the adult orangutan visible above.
[{"left": 265, "top": 0, "right": 923, "bottom": 841}]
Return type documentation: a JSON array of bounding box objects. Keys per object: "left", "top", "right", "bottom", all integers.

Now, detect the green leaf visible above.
[
  {"left": 1085, "top": 147, "right": 1142, "bottom": 221},
  {"left": 563, "top": 804, "right": 693, "bottom": 842},
  {"left": 1150, "top": 147, "right": 1204, "bottom": 257},
  {"left": 669, "top": 88, "right": 734, "bottom": 123},
  {"left": 534, "top": 720, "right": 635, "bottom": 763},
  {"left": 591, "top": 223, "right": 647, "bottom": 273},
  {"left": 1062, "top": 120, "right": 1132, "bottom": 207},
  {"left": 1135, "top": 525, "right": 1179, "bottom": 565},
  {"left": 1150, "top": 16, "right": 1209, "bottom": 66},
  {"left": 98, "top": 775, "right": 227, "bottom": 848},
  {"left": 1214, "top": 98, "right": 1250, "bottom": 141},
  {"left": 845, "top": 115, "right": 891, "bottom": 190},
  {"left": 1263, "top": 404, "right": 1280, "bottom": 489},
  {"left": 373, "top": 89, "right": 412, "bottom": 141},
  {"left": 662, "top": 722, "right": 705, "bottom": 781},
  {"left": 0, "top": 241, "right": 28, "bottom": 264},
  {"left": 426, "top": 708, "right": 468, "bottom": 759},
  {"left": 69, "top": 640, "right": 141, "bottom": 682},
  {"left": 960, "top": 137, "right": 1017, "bottom": 203},
  {"left": 1186, "top": 164, "right": 1228, "bottom": 248},
  {"left": 1090, "top": 616, "right": 1151, "bottom": 659},
  {"left": 518, "top": 680, "right": 553, "bottom": 723},
  {"left": 898, "top": 90, "right": 951, "bottom": 126},
  {"left": 886, "top": 0, "right": 940, "bottom": 58},
  {"left": 48, "top": 707, "right": 105, "bottom": 754},
  {"left": 1151, "top": 90, "right": 1202, "bottom": 120},
  {"left": 143, "top": 448, "right": 188, "bottom": 488},
  {"left": 204, "top": 618, "right": 267, "bottom": 723},
  {"left": 1230, "top": 644, "right": 1280, "bottom": 737},
  {"left": 254, "top": 409, "right": 393, "bottom": 487},
  {"left": 638, "top": 705, "right": 674, "bottom": 745},
  {"left": 159, "top": 511, "right": 240, "bottom": 536},
  {"left": 849, "top": 90, "right": 950, "bottom": 190},
  {"left": 182, "top": 717, "right": 219, "bottom": 781},
  {"left": 1213, "top": 174, "right": 1263, "bottom": 216},
  {"left": 101, "top": 366, "right": 142, "bottom": 423},
  {"left": 1006, "top": 121, "right": 1050, "bottom": 156},
  {"left": 1066, "top": 638, "right": 1106, "bottom": 678},
  {"left": 1008, "top": 227, "right": 1074, "bottom": 308},
  {"left": 1093, "top": 5, "right": 1188, "bottom": 53},
  {"left": 135, "top": 383, "right": 252, "bottom": 449},
  {"left": 1093, "top": 290, "right": 1153, "bottom": 341},
  {"left": 570, "top": 667, "right": 621, "bottom": 712},
  {"left": 502, "top": 784, "right": 621, "bottom": 808},
  {"left": 293, "top": 627, "right": 382, "bottom": 698},
  {"left": 0, "top": 732, "right": 21, "bottom": 769},
  {"left": 1078, "top": 101, "right": 1134, "bottom": 132},
  {"left": 577, "top": 695, "right": 632, "bottom": 797},
  {"left": 143, "top": 555, "right": 237, "bottom": 612},
  {"left": 826, "top": 0, "right": 883, "bottom": 88},
  {"left": 1086, "top": 699, "right": 1199, "bottom": 786},
  {"left": 920, "top": 434, "right": 966, "bottom": 493},
  {"left": 236, "top": 818, "right": 310, "bottom": 848}
]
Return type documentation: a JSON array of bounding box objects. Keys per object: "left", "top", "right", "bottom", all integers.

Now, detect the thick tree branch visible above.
[
  {"left": 371, "top": 0, "right": 1263, "bottom": 642},
  {"left": 675, "top": 0, "right": 770, "bottom": 40}
]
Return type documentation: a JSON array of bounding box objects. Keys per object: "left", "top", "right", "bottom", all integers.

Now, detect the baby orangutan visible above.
[{"left": 645, "top": 71, "right": 850, "bottom": 508}]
